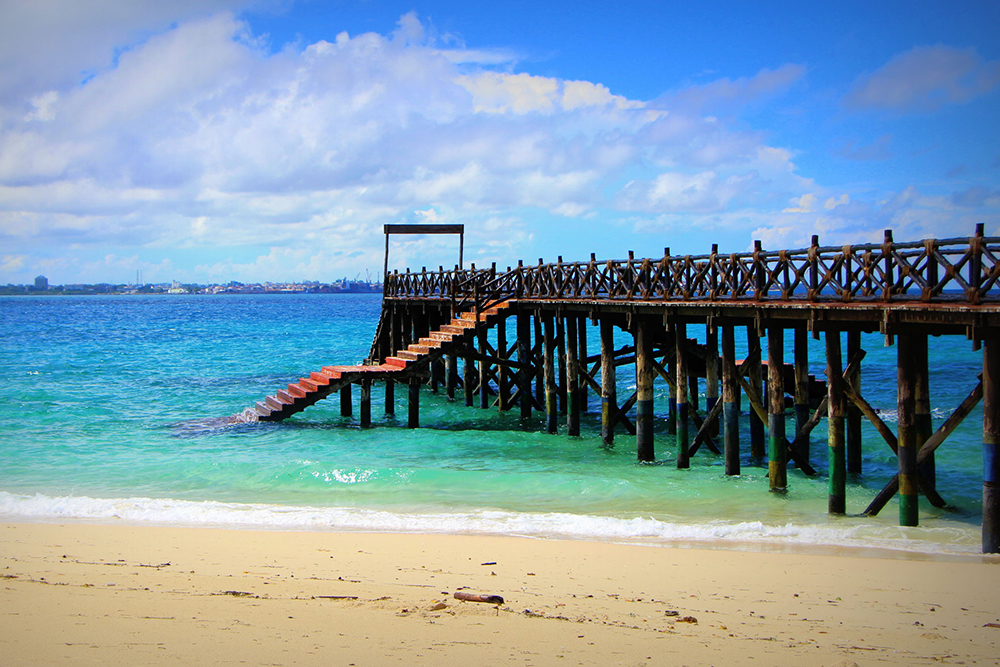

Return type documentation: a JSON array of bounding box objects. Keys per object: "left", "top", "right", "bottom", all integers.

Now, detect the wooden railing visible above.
[{"left": 383, "top": 227, "right": 1000, "bottom": 310}]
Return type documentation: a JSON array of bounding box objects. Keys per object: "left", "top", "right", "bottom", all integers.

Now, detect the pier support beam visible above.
[
  {"left": 827, "top": 331, "right": 846, "bottom": 514},
  {"left": 675, "top": 321, "right": 689, "bottom": 468},
  {"left": 793, "top": 326, "right": 810, "bottom": 465},
  {"left": 915, "top": 334, "right": 935, "bottom": 490},
  {"left": 464, "top": 352, "right": 475, "bottom": 408},
  {"left": 479, "top": 324, "right": 490, "bottom": 409},
  {"left": 600, "top": 317, "right": 617, "bottom": 447},
  {"left": 984, "top": 332, "right": 1000, "bottom": 553},
  {"left": 847, "top": 330, "right": 863, "bottom": 474},
  {"left": 636, "top": 316, "right": 655, "bottom": 462},
  {"left": 566, "top": 315, "right": 580, "bottom": 436},
  {"left": 768, "top": 326, "right": 787, "bottom": 492},
  {"left": 667, "top": 359, "right": 677, "bottom": 436},
  {"left": 360, "top": 380, "right": 371, "bottom": 428},
  {"left": 497, "top": 315, "right": 509, "bottom": 412},
  {"left": 578, "top": 316, "right": 589, "bottom": 413},
  {"left": 721, "top": 323, "right": 741, "bottom": 476},
  {"left": 408, "top": 377, "right": 420, "bottom": 428},
  {"left": 544, "top": 312, "right": 558, "bottom": 434},
  {"left": 517, "top": 311, "right": 532, "bottom": 419},
  {"left": 747, "top": 327, "right": 765, "bottom": 461},
  {"left": 340, "top": 384, "right": 352, "bottom": 418},
  {"left": 555, "top": 318, "right": 568, "bottom": 415},
  {"left": 445, "top": 354, "right": 457, "bottom": 400},
  {"left": 897, "top": 333, "right": 919, "bottom": 527},
  {"left": 385, "top": 380, "right": 395, "bottom": 416},
  {"left": 705, "top": 326, "right": 719, "bottom": 437}
]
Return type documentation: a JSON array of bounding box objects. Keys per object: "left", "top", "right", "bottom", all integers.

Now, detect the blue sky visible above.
[{"left": 1, "top": 0, "right": 998, "bottom": 284}]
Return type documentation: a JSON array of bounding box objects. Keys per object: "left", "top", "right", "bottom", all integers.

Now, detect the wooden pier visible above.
[{"left": 244, "top": 224, "right": 1000, "bottom": 553}]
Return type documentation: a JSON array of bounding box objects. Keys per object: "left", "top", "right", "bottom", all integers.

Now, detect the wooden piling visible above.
[
  {"left": 557, "top": 315, "right": 567, "bottom": 415},
  {"left": 747, "top": 327, "right": 765, "bottom": 461},
  {"left": 340, "top": 384, "right": 352, "bottom": 417},
  {"left": 497, "top": 315, "right": 509, "bottom": 412},
  {"left": 578, "top": 316, "right": 589, "bottom": 412},
  {"left": 675, "top": 320, "right": 689, "bottom": 469},
  {"left": 897, "top": 333, "right": 919, "bottom": 527},
  {"left": 721, "top": 324, "right": 741, "bottom": 476},
  {"left": 566, "top": 315, "right": 580, "bottom": 436},
  {"left": 544, "top": 312, "right": 558, "bottom": 434},
  {"left": 847, "top": 330, "right": 863, "bottom": 474},
  {"left": 768, "top": 327, "right": 787, "bottom": 492},
  {"left": 914, "top": 333, "right": 934, "bottom": 490},
  {"left": 984, "top": 332, "right": 1000, "bottom": 553},
  {"left": 705, "top": 326, "right": 719, "bottom": 437},
  {"left": 408, "top": 377, "right": 419, "bottom": 428},
  {"left": 517, "top": 310, "right": 532, "bottom": 419},
  {"left": 793, "top": 326, "right": 810, "bottom": 464},
  {"left": 827, "top": 331, "right": 846, "bottom": 514},
  {"left": 385, "top": 380, "right": 395, "bottom": 416},
  {"left": 445, "top": 354, "right": 457, "bottom": 400},
  {"left": 636, "top": 316, "right": 655, "bottom": 462},
  {"left": 360, "top": 380, "right": 371, "bottom": 428},
  {"left": 479, "top": 324, "right": 490, "bottom": 409},
  {"left": 534, "top": 313, "right": 544, "bottom": 404},
  {"left": 600, "top": 317, "right": 617, "bottom": 447},
  {"left": 667, "top": 358, "right": 677, "bottom": 436},
  {"left": 464, "top": 353, "right": 475, "bottom": 408}
]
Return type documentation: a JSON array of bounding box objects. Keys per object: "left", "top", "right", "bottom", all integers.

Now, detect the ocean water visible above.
[{"left": 0, "top": 294, "right": 988, "bottom": 556}]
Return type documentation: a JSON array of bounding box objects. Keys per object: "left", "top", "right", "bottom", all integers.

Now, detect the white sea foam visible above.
[{"left": 0, "top": 491, "right": 981, "bottom": 557}]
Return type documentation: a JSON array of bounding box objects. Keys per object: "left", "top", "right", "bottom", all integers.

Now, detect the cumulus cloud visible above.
[
  {"left": 4, "top": 8, "right": 988, "bottom": 284},
  {"left": 846, "top": 45, "right": 1000, "bottom": 112}
]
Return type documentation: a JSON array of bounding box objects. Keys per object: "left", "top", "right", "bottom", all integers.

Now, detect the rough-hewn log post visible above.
[
  {"left": 408, "top": 377, "right": 420, "bottom": 428},
  {"left": 847, "top": 330, "right": 863, "bottom": 474},
  {"left": 793, "top": 326, "right": 810, "bottom": 464},
  {"left": 518, "top": 310, "right": 532, "bottom": 419},
  {"left": 748, "top": 327, "right": 765, "bottom": 461},
  {"left": 914, "top": 333, "right": 934, "bottom": 490},
  {"left": 897, "top": 333, "right": 919, "bottom": 526},
  {"left": 984, "top": 331, "right": 1000, "bottom": 553},
  {"left": 827, "top": 331, "right": 846, "bottom": 514},
  {"left": 768, "top": 326, "right": 787, "bottom": 492},
  {"left": 675, "top": 321, "right": 690, "bottom": 468},
  {"left": 566, "top": 315, "right": 580, "bottom": 436},
  {"left": 478, "top": 323, "right": 490, "bottom": 409},
  {"left": 722, "top": 323, "right": 741, "bottom": 476},
  {"left": 341, "top": 384, "right": 352, "bottom": 418},
  {"left": 445, "top": 354, "right": 457, "bottom": 400},
  {"left": 578, "top": 316, "right": 589, "bottom": 413},
  {"left": 384, "top": 380, "right": 395, "bottom": 416},
  {"left": 497, "top": 315, "right": 509, "bottom": 412},
  {"left": 534, "top": 313, "right": 544, "bottom": 404},
  {"left": 636, "top": 316, "right": 655, "bottom": 462},
  {"left": 464, "top": 351, "right": 475, "bottom": 408},
  {"left": 544, "top": 312, "right": 557, "bottom": 434},
  {"left": 360, "top": 379, "right": 371, "bottom": 428},
  {"left": 601, "top": 317, "right": 617, "bottom": 447},
  {"left": 667, "top": 358, "right": 677, "bottom": 436},
  {"left": 705, "top": 326, "right": 719, "bottom": 437},
  {"left": 557, "top": 315, "right": 567, "bottom": 415}
]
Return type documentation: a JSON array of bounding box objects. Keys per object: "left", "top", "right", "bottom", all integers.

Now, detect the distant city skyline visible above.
[{"left": 1, "top": 0, "right": 997, "bottom": 285}]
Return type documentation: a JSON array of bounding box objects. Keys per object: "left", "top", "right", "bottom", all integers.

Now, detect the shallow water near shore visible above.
[{"left": 0, "top": 293, "right": 988, "bottom": 556}]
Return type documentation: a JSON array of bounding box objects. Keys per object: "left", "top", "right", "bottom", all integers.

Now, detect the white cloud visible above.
[
  {"left": 5, "top": 9, "right": 983, "bottom": 284},
  {"left": 846, "top": 45, "right": 1000, "bottom": 112}
]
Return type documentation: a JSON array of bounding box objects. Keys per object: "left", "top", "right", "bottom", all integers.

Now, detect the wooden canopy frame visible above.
[{"left": 383, "top": 224, "right": 465, "bottom": 277}]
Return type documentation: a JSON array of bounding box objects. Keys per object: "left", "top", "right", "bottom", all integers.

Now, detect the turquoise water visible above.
[{"left": 0, "top": 294, "right": 988, "bottom": 555}]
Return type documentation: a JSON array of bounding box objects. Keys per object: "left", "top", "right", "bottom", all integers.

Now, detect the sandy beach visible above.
[{"left": 1, "top": 522, "right": 998, "bottom": 666}]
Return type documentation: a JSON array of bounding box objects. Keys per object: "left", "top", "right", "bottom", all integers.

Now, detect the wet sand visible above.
[{"left": 2, "top": 521, "right": 999, "bottom": 666}]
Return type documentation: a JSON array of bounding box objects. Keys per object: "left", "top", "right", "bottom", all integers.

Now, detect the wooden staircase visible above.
[{"left": 243, "top": 302, "right": 513, "bottom": 422}]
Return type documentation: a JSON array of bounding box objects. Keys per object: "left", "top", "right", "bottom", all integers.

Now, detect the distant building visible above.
[{"left": 34, "top": 275, "right": 48, "bottom": 291}]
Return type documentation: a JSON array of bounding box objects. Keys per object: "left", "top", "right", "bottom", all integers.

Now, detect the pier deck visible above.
[{"left": 242, "top": 225, "right": 1000, "bottom": 552}]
